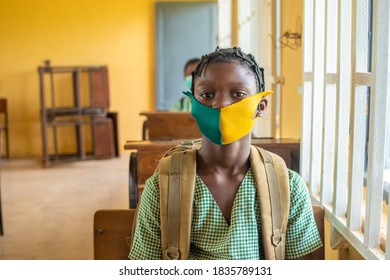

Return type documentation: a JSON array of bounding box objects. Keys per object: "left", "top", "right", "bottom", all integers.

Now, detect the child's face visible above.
[{"left": 193, "top": 62, "right": 258, "bottom": 108}]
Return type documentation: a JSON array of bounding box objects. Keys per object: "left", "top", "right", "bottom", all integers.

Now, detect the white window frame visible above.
[
  {"left": 218, "top": 0, "right": 233, "bottom": 47},
  {"left": 236, "top": 0, "right": 275, "bottom": 138},
  {"left": 302, "top": 0, "right": 390, "bottom": 260},
  {"left": 218, "top": 0, "right": 277, "bottom": 139}
]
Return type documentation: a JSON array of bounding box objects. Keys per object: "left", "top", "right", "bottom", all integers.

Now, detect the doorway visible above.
[{"left": 155, "top": 2, "right": 217, "bottom": 110}]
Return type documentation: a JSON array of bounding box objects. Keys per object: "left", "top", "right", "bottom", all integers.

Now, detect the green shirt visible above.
[
  {"left": 129, "top": 169, "right": 322, "bottom": 260},
  {"left": 170, "top": 96, "right": 192, "bottom": 112}
]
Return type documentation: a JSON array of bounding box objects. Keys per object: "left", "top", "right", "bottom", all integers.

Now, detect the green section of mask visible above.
[{"left": 183, "top": 91, "right": 222, "bottom": 144}]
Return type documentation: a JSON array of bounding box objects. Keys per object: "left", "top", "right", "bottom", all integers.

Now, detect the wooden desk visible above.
[
  {"left": 140, "top": 111, "right": 201, "bottom": 140},
  {"left": 124, "top": 138, "right": 300, "bottom": 208}
]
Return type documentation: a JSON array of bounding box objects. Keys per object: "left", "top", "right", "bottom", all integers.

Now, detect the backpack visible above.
[{"left": 132, "top": 139, "right": 290, "bottom": 260}]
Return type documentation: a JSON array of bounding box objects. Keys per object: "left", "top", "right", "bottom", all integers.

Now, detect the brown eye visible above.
[
  {"left": 233, "top": 92, "right": 247, "bottom": 98},
  {"left": 200, "top": 92, "right": 214, "bottom": 99}
]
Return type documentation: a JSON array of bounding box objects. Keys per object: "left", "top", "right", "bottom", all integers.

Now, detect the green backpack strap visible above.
[
  {"left": 159, "top": 143, "right": 198, "bottom": 260},
  {"left": 249, "top": 145, "right": 290, "bottom": 260}
]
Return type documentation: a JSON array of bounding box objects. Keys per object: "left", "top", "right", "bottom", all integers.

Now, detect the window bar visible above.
[
  {"left": 320, "top": 0, "right": 338, "bottom": 206},
  {"left": 300, "top": 0, "right": 314, "bottom": 184},
  {"left": 364, "top": 0, "right": 389, "bottom": 250},
  {"left": 274, "top": 0, "right": 282, "bottom": 139},
  {"left": 387, "top": 12, "right": 390, "bottom": 259},
  {"left": 251, "top": 0, "right": 258, "bottom": 56},
  {"left": 217, "top": 0, "right": 232, "bottom": 47},
  {"left": 301, "top": 81, "right": 313, "bottom": 185},
  {"left": 321, "top": 84, "right": 337, "bottom": 206},
  {"left": 346, "top": 0, "right": 365, "bottom": 231},
  {"left": 347, "top": 86, "right": 366, "bottom": 225},
  {"left": 310, "top": 0, "right": 325, "bottom": 195},
  {"left": 333, "top": 0, "right": 352, "bottom": 219}
]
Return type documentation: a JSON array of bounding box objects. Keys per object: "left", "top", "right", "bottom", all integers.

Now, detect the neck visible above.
[{"left": 197, "top": 135, "right": 251, "bottom": 174}]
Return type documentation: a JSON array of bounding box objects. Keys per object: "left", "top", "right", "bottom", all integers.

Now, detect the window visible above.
[
  {"left": 302, "top": 0, "right": 390, "bottom": 260},
  {"left": 237, "top": 0, "right": 275, "bottom": 138},
  {"left": 218, "top": 0, "right": 232, "bottom": 47},
  {"left": 218, "top": 0, "right": 276, "bottom": 138}
]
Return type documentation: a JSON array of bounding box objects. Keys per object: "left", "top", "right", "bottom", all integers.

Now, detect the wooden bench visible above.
[
  {"left": 93, "top": 206, "right": 324, "bottom": 260},
  {"left": 93, "top": 209, "right": 136, "bottom": 260}
]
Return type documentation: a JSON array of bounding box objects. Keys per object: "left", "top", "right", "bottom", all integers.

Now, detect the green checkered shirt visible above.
[{"left": 129, "top": 168, "right": 322, "bottom": 260}]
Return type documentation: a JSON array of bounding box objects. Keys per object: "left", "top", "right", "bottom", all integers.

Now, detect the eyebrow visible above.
[{"left": 196, "top": 79, "right": 254, "bottom": 88}]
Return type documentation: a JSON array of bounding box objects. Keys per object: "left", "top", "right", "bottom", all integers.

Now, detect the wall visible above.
[
  {"left": 280, "top": 0, "right": 303, "bottom": 139},
  {"left": 0, "top": 0, "right": 214, "bottom": 158},
  {"left": 324, "top": 220, "right": 364, "bottom": 260}
]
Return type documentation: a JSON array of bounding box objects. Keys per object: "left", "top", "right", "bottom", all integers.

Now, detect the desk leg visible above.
[
  {"left": 0, "top": 133, "right": 3, "bottom": 235},
  {"left": 0, "top": 182, "right": 3, "bottom": 235},
  {"left": 129, "top": 152, "right": 138, "bottom": 209}
]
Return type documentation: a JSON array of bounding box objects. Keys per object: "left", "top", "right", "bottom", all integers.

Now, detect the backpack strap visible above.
[
  {"left": 166, "top": 152, "right": 182, "bottom": 259},
  {"left": 249, "top": 145, "right": 290, "bottom": 260},
  {"left": 159, "top": 147, "right": 197, "bottom": 260},
  {"left": 146, "top": 140, "right": 289, "bottom": 260}
]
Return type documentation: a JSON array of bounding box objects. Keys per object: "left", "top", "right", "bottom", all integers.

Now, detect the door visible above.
[{"left": 156, "top": 2, "right": 217, "bottom": 110}]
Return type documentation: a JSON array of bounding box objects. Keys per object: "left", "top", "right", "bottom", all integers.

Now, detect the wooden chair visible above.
[
  {"left": 93, "top": 209, "right": 136, "bottom": 260},
  {"left": 127, "top": 141, "right": 180, "bottom": 208},
  {"left": 93, "top": 206, "right": 325, "bottom": 260},
  {"left": 0, "top": 98, "right": 9, "bottom": 159}
]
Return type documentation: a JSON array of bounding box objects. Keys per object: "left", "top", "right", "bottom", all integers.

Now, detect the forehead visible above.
[{"left": 197, "top": 62, "right": 257, "bottom": 85}]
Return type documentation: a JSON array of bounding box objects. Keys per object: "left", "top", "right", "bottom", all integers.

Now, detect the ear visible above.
[{"left": 255, "top": 98, "right": 268, "bottom": 118}]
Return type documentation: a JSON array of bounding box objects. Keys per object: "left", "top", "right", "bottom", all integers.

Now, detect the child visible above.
[
  {"left": 129, "top": 47, "right": 322, "bottom": 260},
  {"left": 170, "top": 58, "right": 200, "bottom": 111}
]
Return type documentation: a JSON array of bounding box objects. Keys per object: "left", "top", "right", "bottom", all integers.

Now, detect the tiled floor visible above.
[{"left": 0, "top": 155, "right": 129, "bottom": 260}]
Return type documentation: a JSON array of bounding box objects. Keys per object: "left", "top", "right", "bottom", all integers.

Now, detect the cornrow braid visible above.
[{"left": 191, "top": 46, "right": 265, "bottom": 93}]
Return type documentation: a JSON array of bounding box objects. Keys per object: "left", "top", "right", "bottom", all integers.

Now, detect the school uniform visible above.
[{"left": 129, "top": 169, "right": 322, "bottom": 260}]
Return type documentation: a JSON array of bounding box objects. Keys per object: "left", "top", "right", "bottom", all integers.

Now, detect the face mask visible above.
[
  {"left": 183, "top": 91, "right": 272, "bottom": 145},
  {"left": 184, "top": 75, "right": 192, "bottom": 90}
]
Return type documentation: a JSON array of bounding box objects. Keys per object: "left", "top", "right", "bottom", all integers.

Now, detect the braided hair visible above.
[{"left": 191, "top": 46, "right": 265, "bottom": 93}]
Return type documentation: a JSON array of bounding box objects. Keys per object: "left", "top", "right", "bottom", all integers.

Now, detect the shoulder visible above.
[
  {"left": 141, "top": 173, "right": 160, "bottom": 203},
  {"left": 145, "top": 172, "right": 159, "bottom": 186},
  {"left": 287, "top": 169, "right": 307, "bottom": 190},
  {"left": 286, "top": 169, "right": 312, "bottom": 213}
]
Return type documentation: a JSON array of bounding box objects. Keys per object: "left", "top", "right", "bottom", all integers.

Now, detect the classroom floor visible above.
[{"left": 0, "top": 155, "right": 129, "bottom": 260}]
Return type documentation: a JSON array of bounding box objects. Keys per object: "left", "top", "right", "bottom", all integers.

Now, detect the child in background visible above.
[
  {"left": 170, "top": 58, "right": 200, "bottom": 111},
  {"left": 130, "top": 47, "right": 322, "bottom": 260}
]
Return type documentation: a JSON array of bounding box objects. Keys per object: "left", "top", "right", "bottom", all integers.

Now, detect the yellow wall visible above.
[
  {"left": 0, "top": 0, "right": 214, "bottom": 158},
  {"left": 324, "top": 220, "right": 365, "bottom": 260},
  {"left": 280, "top": 0, "right": 303, "bottom": 139},
  {"left": 0, "top": 0, "right": 300, "bottom": 157}
]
